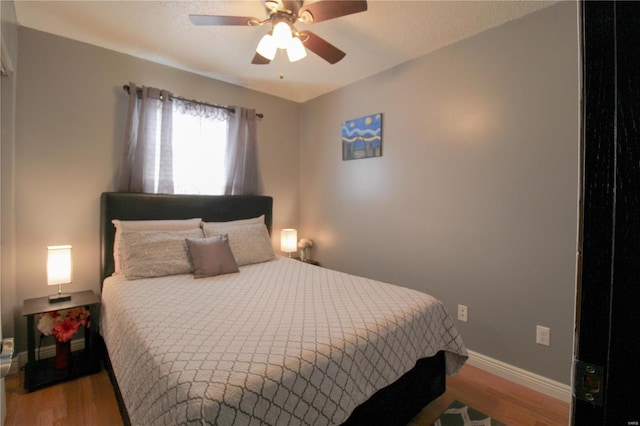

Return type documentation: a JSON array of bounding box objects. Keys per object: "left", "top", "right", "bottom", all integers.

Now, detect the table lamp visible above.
[
  {"left": 280, "top": 229, "right": 297, "bottom": 258},
  {"left": 47, "top": 245, "right": 72, "bottom": 303}
]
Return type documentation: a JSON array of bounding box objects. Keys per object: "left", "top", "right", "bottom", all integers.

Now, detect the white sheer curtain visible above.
[
  {"left": 117, "top": 83, "right": 174, "bottom": 193},
  {"left": 172, "top": 99, "right": 228, "bottom": 195},
  {"left": 224, "top": 107, "right": 262, "bottom": 195}
]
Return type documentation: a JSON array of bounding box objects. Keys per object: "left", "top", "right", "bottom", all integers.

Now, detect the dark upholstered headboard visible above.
[{"left": 100, "top": 192, "right": 273, "bottom": 283}]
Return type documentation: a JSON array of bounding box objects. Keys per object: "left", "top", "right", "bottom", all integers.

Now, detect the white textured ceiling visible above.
[{"left": 14, "top": 0, "right": 557, "bottom": 103}]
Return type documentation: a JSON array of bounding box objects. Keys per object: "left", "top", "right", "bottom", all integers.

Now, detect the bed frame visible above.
[{"left": 99, "top": 192, "right": 446, "bottom": 426}]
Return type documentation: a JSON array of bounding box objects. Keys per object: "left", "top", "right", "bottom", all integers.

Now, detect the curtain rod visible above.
[{"left": 122, "top": 85, "right": 264, "bottom": 119}]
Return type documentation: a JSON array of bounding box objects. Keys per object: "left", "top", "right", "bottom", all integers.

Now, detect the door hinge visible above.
[{"left": 573, "top": 359, "right": 604, "bottom": 406}]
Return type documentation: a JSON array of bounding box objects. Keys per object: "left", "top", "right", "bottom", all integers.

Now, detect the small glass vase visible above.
[
  {"left": 54, "top": 340, "right": 71, "bottom": 370},
  {"left": 300, "top": 248, "right": 307, "bottom": 262}
]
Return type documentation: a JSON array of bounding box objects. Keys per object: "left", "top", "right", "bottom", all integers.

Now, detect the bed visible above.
[{"left": 99, "top": 192, "right": 467, "bottom": 425}]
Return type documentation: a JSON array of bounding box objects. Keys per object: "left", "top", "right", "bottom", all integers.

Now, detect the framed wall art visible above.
[{"left": 341, "top": 113, "right": 382, "bottom": 160}]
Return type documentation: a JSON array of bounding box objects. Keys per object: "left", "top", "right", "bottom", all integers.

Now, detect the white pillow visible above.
[
  {"left": 112, "top": 218, "right": 202, "bottom": 274},
  {"left": 118, "top": 228, "right": 204, "bottom": 280},
  {"left": 203, "top": 222, "right": 274, "bottom": 266},
  {"left": 201, "top": 215, "right": 264, "bottom": 233}
]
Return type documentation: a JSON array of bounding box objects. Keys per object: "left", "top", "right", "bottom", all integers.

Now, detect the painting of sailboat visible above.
[{"left": 342, "top": 113, "right": 382, "bottom": 160}]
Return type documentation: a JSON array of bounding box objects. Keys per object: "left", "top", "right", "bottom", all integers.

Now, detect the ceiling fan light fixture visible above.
[
  {"left": 191, "top": 0, "right": 369, "bottom": 66},
  {"left": 286, "top": 36, "right": 307, "bottom": 62},
  {"left": 256, "top": 33, "right": 277, "bottom": 60},
  {"left": 272, "top": 21, "right": 293, "bottom": 49}
]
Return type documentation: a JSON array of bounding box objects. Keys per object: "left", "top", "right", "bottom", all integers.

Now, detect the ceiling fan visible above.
[{"left": 189, "top": 0, "right": 367, "bottom": 65}]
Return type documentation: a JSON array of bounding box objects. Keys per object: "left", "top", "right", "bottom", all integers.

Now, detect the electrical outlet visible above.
[
  {"left": 457, "top": 305, "right": 468, "bottom": 322},
  {"left": 536, "top": 325, "right": 551, "bottom": 346}
]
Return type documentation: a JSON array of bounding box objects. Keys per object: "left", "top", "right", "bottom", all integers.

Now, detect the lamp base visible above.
[{"left": 49, "top": 293, "right": 71, "bottom": 303}]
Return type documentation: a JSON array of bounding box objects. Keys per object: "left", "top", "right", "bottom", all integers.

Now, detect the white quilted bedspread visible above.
[{"left": 100, "top": 257, "right": 467, "bottom": 425}]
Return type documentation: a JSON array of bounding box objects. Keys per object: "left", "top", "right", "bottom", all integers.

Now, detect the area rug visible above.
[{"left": 432, "top": 400, "right": 505, "bottom": 426}]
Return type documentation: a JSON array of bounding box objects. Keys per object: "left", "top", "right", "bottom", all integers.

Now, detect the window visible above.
[
  {"left": 171, "top": 101, "right": 228, "bottom": 195},
  {"left": 148, "top": 99, "right": 229, "bottom": 195}
]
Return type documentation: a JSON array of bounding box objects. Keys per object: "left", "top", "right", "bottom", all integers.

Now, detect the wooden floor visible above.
[
  {"left": 409, "top": 364, "right": 570, "bottom": 425},
  {"left": 5, "top": 368, "right": 122, "bottom": 426},
  {"left": 5, "top": 363, "right": 570, "bottom": 425}
]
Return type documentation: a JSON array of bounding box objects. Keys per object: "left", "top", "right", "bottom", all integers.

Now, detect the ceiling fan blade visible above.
[
  {"left": 298, "top": 0, "right": 367, "bottom": 23},
  {"left": 299, "top": 30, "right": 345, "bottom": 64},
  {"left": 252, "top": 53, "right": 272, "bottom": 65},
  {"left": 189, "top": 14, "right": 259, "bottom": 26}
]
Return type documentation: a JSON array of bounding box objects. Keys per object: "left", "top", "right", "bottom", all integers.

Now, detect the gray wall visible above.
[
  {"left": 1, "top": 0, "right": 18, "bottom": 341},
  {"left": 6, "top": 27, "right": 300, "bottom": 352},
  {"left": 298, "top": 2, "right": 578, "bottom": 384},
  {"left": 1, "top": 1, "right": 18, "bottom": 420}
]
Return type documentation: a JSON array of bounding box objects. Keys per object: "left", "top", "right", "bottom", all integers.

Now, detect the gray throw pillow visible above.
[{"left": 186, "top": 235, "right": 240, "bottom": 278}]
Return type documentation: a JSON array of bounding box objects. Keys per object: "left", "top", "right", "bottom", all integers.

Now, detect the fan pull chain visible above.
[{"left": 279, "top": 49, "right": 285, "bottom": 79}]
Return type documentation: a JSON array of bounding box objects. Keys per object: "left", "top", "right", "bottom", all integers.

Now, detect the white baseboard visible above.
[
  {"left": 8, "top": 339, "right": 86, "bottom": 375},
  {"left": 466, "top": 349, "right": 572, "bottom": 403}
]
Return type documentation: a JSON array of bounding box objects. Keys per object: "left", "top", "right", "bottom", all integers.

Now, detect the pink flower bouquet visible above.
[{"left": 37, "top": 307, "right": 90, "bottom": 342}]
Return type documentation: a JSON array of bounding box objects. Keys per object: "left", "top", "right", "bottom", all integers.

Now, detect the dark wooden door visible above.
[{"left": 574, "top": 1, "right": 640, "bottom": 423}]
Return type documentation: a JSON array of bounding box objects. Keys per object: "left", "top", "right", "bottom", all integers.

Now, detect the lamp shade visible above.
[
  {"left": 256, "top": 33, "right": 277, "bottom": 60},
  {"left": 272, "top": 21, "right": 292, "bottom": 49},
  {"left": 47, "top": 245, "right": 73, "bottom": 285},
  {"left": 287, "top": 36, "right": 307, "bottom": 62},
  {"left": 280, "top": 229, "right": 298, "bottom": 254}
]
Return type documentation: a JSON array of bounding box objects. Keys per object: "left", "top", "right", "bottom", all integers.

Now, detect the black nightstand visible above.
[
  {"left": 294, "top": 257, "right": 320, "bottom": 266},
  {"left": 22, "top": 290, "right": 101, "bottom": 391}
]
